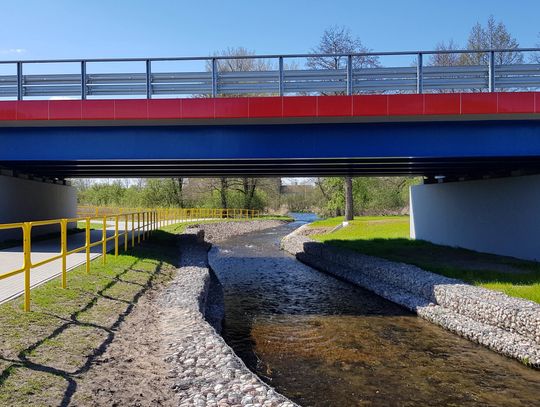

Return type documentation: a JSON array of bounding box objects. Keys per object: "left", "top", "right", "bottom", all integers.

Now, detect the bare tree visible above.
[
  {"left": 532, "top": 33, "right": 540, "bottom": 63},
  {"left": 309, "top": 26, "right": 378, "bottom": 220},
  {"left": 429, "top": 40, "right": 461, "bottom": 66},
  {"left": 211, "top": 46, "right": 271, "bottom": 73},
  {"left": 307, "top": 25, "right": 379, "bottom": 73},
  {"left": 208, "top": 47, "right": 273, "bottom": 205},
  {"left": 460, "top": 15, "right": 522, "bottom": 66}
]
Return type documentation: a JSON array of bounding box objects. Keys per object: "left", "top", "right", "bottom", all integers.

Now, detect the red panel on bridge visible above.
[
  {"left": 461, "top": 93, "right": 498, "bottom": 114},
  {"left": 317, "top": 96, "right": 352, "bottom": 116},
  {"left": 49, "top": 100, "right": 82, "bottom": 120},
  {"left": 215, "top": 97, "right": 249, "bottom": 118},
  {"left": 82, "top": 100, "right": 115, "bottom": 120},
  {"left": 0, "top": 93, "right": 538, "bottom": 123},
  {"left": 352, "top": 95, "right": 388, "bottom": 116},
  {"left": 148, "top": 99, "right": 182, "bottom": 119},
  {"left": 388, "top": 94, "right": 424, "bottom": 116},
  {"left": 16, "top": 100, "right": 48, "bottom": 120},
  {"left": 249, "top": 97, "right": 282, "bottom": 118},
  {"left": 424, "top": 94, "right": 461, "bottom": 115},
  {"left": 283, "top": 96, "right": 317, "bottom": 117},
  {"left": 497, "top": 92, "right": 535, "bottom": 113},
  {"left": 182, "top": 98, "right": 214, "bottom": 119},
  {"left": 0, "top": 101, "right": 17, "bottom": 120}
]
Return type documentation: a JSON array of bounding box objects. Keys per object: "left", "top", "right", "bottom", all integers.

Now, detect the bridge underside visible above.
[
  {"left": 1, "top": 120, "right": 540, "bottom": 178},
  {"left": 3, "top": 157, "right": 540, "bottom": 178}
]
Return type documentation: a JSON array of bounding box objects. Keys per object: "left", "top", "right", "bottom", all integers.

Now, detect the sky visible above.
[{"left": 0, "top": 0, "right": 538, "bottom": 61}]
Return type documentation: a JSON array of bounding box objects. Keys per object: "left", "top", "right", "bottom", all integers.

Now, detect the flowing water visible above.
[{"left": 208, "top": 218, "right": 540, "bottom": 406}]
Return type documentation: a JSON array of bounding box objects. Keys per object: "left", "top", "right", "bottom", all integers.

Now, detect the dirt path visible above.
[{"left": 71, "top": 277, "right": 177, "bottom": 406}]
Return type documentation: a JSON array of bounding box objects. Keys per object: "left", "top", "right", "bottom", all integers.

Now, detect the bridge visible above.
[{"left": 0, "top": 48, "right": 539, "bottom": 259}]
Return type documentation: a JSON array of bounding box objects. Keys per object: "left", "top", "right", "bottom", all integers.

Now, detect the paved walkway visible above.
[{"left": 0, "top": 218, "right": 216, "bottom": 305}]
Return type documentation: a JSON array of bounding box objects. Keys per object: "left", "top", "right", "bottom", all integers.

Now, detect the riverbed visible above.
[{"left": 208, "top": 221, "right": 540, "bottom": 406}]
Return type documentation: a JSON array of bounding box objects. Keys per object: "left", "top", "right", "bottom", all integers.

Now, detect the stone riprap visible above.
[
  {"left": 160, "top": 226, "right": 297, "bottom": 406},
  {"left": 190, "top": 220, "right": 287, "bottom": 243},
  {"left": 281, "top": 225, "right": 540, "bottom": 368}
]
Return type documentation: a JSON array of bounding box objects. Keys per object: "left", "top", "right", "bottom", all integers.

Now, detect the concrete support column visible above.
[{"left": 410, "top": 174, "right": 540, "bottom": 261}]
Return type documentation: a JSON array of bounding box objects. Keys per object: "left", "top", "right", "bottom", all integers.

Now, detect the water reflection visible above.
[{"left": 209, "top": 223, "right": 540, "bottom": 406}]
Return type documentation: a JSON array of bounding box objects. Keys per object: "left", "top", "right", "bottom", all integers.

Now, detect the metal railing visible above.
[
  {"left": 0, "top": 48, "right": 539, "bottom": 99},
  {"left": 0, "top": 206, "right": 261, "bottom": 311}
]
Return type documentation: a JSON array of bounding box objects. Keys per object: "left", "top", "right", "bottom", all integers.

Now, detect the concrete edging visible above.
[{"left": 281, "top": 225, "right": 540, "bottom": 368}]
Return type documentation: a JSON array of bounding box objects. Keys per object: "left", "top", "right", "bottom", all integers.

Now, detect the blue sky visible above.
[{"left": 1, "top": 0, "right": 539, "bottom": 61}]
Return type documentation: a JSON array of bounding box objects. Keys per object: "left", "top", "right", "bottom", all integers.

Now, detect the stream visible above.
[{"left": 208, "top": 217, "right": 540, "bottom": 406}]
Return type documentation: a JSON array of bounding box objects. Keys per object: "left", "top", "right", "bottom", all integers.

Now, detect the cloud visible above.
[{"left": 0, "top": 48, "right": 27, "bottom": 55}]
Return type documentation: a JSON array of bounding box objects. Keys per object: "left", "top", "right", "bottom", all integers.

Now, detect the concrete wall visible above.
[
  {"left": 410, "top": 174, "right": 540, "bottom": 261},
  {"left": 0, "top": 175, "right": 77, "bottom": 241}
]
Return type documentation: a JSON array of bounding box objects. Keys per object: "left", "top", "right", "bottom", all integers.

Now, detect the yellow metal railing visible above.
[{"left": 0, "top": 206, "right": 261, "bottom": 311}]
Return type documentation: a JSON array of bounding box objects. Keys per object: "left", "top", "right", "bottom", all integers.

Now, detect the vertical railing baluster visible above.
[
  {"left": 416, "top": 53, "right": 423, "bottom": 94},
  {"left": 278, "top": 56, "right": 284, "bottom": 96},
  {"left": 81, "top": 61, "right": 87, "bottom": 100},
  {"left": 211, "top": 58, "right": 218, "bottom": 97},
  {"left": 488, "top": 50, "right": 495, "bottom": 92},
  {"left": 17, "top": 62, "right": 23, "bottom": 101},
  {"left": 346, "top": 55, "right": 353, "bottom": 95},
  {"left": 146, "top": 59, "right": 152, "bottom": 99}
]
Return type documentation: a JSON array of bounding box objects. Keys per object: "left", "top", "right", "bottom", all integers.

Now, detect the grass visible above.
[
  {"left": 0, "top": 228, "right": 179, "bottom": 406},
  {"left": 0, "top": 215, "right": 291, "bottom": 405},
  {"left": 310, "top": 216, "right": 540, "bottom": 303}
]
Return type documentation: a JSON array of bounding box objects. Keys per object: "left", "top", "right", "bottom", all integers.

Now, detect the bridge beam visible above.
[{"left": 410, "top": 174, "right": 540, "bottom": 261}]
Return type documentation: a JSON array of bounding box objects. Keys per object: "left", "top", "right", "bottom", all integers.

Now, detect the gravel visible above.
[
  {"left": 190, "top": 220, "right": 287, "bottom": 243},
  {"left": 161, "top": 225, "right": 297, "bottom": 406},
  {"left": 281, "top": 225, "right": 540, "bottom": 368}
]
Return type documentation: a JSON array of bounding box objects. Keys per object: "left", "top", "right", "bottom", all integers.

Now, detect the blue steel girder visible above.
[{"left": 0, "top": 120, "right": 540, "bottom": 177}]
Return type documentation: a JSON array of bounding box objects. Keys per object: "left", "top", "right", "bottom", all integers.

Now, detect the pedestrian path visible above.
[{"left": 0, "top": 218, "right": 217, "bottom": 305}]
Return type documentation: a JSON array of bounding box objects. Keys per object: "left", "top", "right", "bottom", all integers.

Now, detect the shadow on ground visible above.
[{"left": 0, "top": 230, "right": 179, "bottom": 406}]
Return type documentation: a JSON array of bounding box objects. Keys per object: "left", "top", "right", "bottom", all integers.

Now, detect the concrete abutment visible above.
[
  {"left": 0, "top": 173, "right": 77, "bottom": 240},
  {"left": 410, "top": 174, "right": 540, "bottom": 261}
]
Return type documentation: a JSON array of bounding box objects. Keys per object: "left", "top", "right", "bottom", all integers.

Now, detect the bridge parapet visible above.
[{"left": 0, "top": 48, "right": 539, "bottom": 100}]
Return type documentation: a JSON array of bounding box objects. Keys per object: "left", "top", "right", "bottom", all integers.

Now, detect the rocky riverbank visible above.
[
  {"left": 281, "top": 225, "right": 540, "bottom": 368},
  {"left": 190, "top": 220, "right": 287, "bottom": 243},
  {"left": 162, "top": 223, "right": 296, "bottom": 406}
]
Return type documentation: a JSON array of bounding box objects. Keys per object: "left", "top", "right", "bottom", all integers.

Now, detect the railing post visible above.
[
  {"left": 85, "top": 218, "right": 90, "bottom": 273},
  {"left": 17, "top": 62, "right": 23, "bottom": 101},
  {"left": 142, "top": 212, "right": 146, "bottom": 241},
  {"left": 416, "top": 53, "right": 423, "bottom": 94},
  {"left": 102, "top": 216, "right": 107, "bottom": 264},
  {"left": 23, "top": 222, "right": 31, "bottom": 311},
  {"left": 278, "top": 56, "right": 284, "bottom": 96},
  {"left": 146, "top": 59, "right": 152, "bottom": 99},
  {"left": 131, "top": 213, "right": 135, "bottom": 247},
  {"left": 114, "top": 215, "right": 119, "bottom": 257},
  {"left": 61, "top": 219, "right": 67, "bottom": 288},
  {"left": 488, "top": 50, "right": 495, "bottom": 92},
  {"left": 137, "top": 213, "right": 141, "bottom": 243},
  {"left": 81, "top": 61, "right": 87, "bottom": 100},
  {"left": 124, "top": 214, "right": 128, "bottom": 251},
  {"left": 211, "top": 58, "right": 218, "bottom": 97},
  {"left": 346, "top": 54, "right": 353, "bottom": 96}
]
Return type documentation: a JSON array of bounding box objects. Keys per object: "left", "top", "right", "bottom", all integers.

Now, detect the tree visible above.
[
  {"left": 460, "top": 16, "right": 522, "bottom": 66},
  {"left": 309, "top": 26, "right": 378, "bottom": 220},
  {"left": 532, "top": 33, "right": 540, "bottom": 63},
  {"left": 344, "top": 176, "right": 354, "bottom": 221},
  {"left": 208, "top": 46, "right": 272, "bottom": 207},
  {"left": 307, "top": 25, "right": 379, "bottom": 74},
  {"left": 429, "top": 40, "right": 461, "bottom": 66}
]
